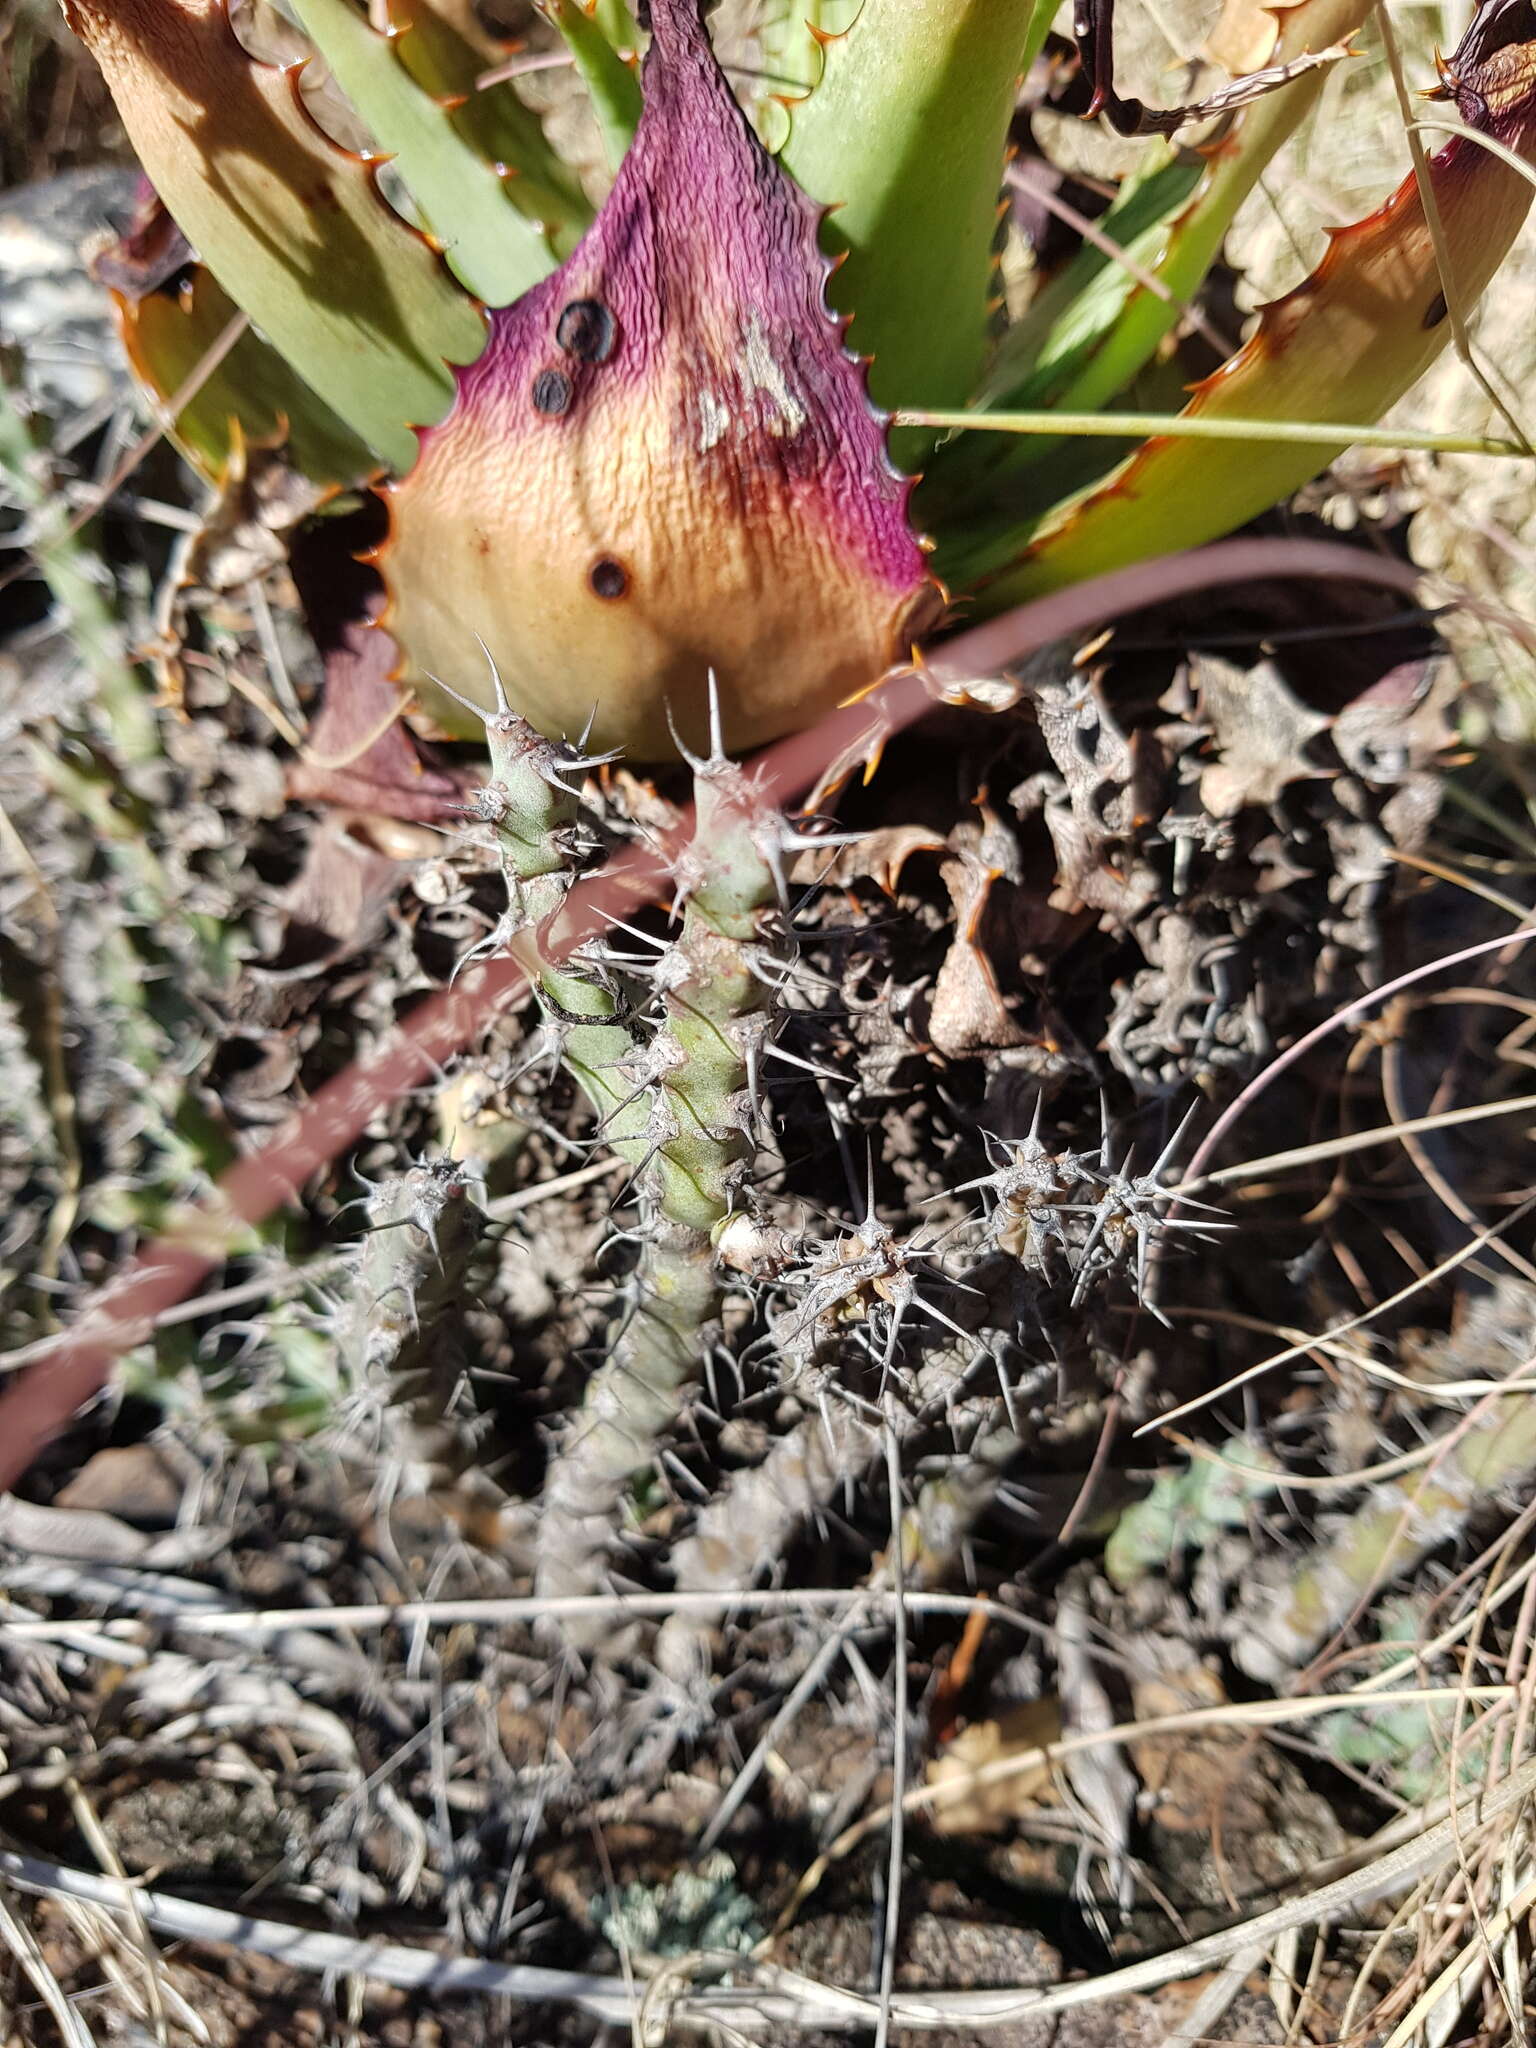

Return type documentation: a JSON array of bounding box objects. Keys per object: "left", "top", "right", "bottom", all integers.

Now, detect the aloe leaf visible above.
[
  {"left": 986, "top": 13, "right": 1536, "bottom": 608},
  {"left": 985, "top": 153, "right": 1205, "bottom": 417},
  {"left": 782, "top": 0, "right": 1055, "bottom": 449},
  {"left": 385, "top": 0, "right": 593, "bottom": 251},
  {"left": 750, "top": 0, "right": 859, "bottom": 147},
  {"left": 541, "top": 0, "right": 644, "bottom": 171},
  {"left": 115, "top": 266, "right": 375, "bottom": 487},
  {"left": 385, "top": 0, "right": 936, "bottom": 756},
  {"left": 917, "top": 149, "right": 1203, "bottom": 557},
  {"left": 289, "top": 0, "right": 557, "bottom": 304},
  {"left": 1008, "top": 0, "right": 1372, "bottom": 422},
  {"left": 922, "top": 0, "right": 1376, "bottom": 581},
  {"left": 589, "top": 0, "right": 641, "bottom": 53},
  {"left": 63, "top": 0, "right": 486, "bottom": 471}
]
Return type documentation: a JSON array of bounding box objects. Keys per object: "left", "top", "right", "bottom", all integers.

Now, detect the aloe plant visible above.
[{"left": 62, "top": 0, "right": 1536, "bottom": 769}]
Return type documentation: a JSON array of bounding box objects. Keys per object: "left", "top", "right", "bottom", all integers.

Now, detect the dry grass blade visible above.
[
  {"left": 774, "top": 1688, "right": 1518, "bottom": 1936},
  {"left": 6, "top": 1750, "right": 1536, "bottom": 2034},
  {"left": 900, "top": 406, "right": 1528, "bottom": 456},
  {"left": 0, "top": 1883, "right": 98, "bottom": 2048},
  {"left": 1380, "top": 1868, "right": 1536, "bottom": 2048},
  {"left": 874, "top": 1411, "right": 909, "bottom": 2048},
  {"left": 1188, "top": 1090, "right": 1536, "bottom": 1190},
  {"left": 0, "top": 305, "right": 250, "bottom": 604},
  {"left": 1139, "top": 1191, "right": 1536, "bottom": 1436},
  {"left": 61, "top": 1775, "right": 176, "bottom": 2048},
  {"left": 0, "top": 1849, "right": 632, "bottom": 2024},
  {"left": 1179, "top": 927, "right": 1536, "bottom": 1190},
  {"left": 1152, "top": 1941, "right": 1265, "bottom": 2048},
  {"left": 1414, "top": 111, "right": 1536, "bottom": 188},
  {"left": 0, "top": 1585, "right": 1057, "bottom": 1643}
]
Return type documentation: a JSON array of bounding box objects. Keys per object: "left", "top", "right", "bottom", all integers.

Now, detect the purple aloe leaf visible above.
[{"left": 384, "top": 0, "right": 941, "bottom": 758}]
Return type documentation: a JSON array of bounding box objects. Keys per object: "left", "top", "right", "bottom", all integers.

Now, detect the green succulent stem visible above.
[
  {"left": 340, "top": 1160, "right": 492, "bottom": 1497},
  {"left": 539, "top": 750, "right": 782, "bottom": 1628},
  {"left": 470, "top": 704, "right": 647, "bottom": 1143},
  {"left": 670, "top": 1314, "right": 1003, "bottom": 1601},
  {"left": 1235, "top": 1381, "right": 1536, "bottom": 1683},
  {"left": 465, "top": 704, "right": 781, "bottom": 1627}
]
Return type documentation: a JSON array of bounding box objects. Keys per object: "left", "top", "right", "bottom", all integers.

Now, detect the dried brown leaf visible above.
[
  {"left": 925, "top": 1697, "right": 1064, "bottom": 1836},
  {"left": 1192, "top": 655, "right": 1330, "bottom": 818}
]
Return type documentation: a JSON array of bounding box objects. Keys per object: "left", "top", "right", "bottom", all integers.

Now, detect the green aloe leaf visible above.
[
  {"left": 63, "top": 0, "right": 486, "bottom": 471},
  {"left": 386, "top": 0, "right": 593, "bottom": 252},
  {"left": 917, "top": 150, "right": 1204, "bottom": 567},
  {"left": 987, "top": 77, "right": 1536, "bottom": 607},
  {"left": 1002, "top": 0, "right": 1372, "bottom": 424},
  {"left": 985, "top": 153, "right": 1205, "bottom": 419},
  {"left": 589, "top": 0, "right": 642, "bottom": 52},
  {"left": 541, "top": 0, "right": 644, "bottom": 171},
  {"left": 920, "top": 0, "right": 1375, "bottom": 587},
  {"left": 118, "top": 266, "right": 376, "bottom": 487},
  {"left": 782, "top": 0, "right": 1055, "bottom": 456},
  {"left": 290, "top": 0, "right": 559, "bottom": 305},
  {"left": 750, "top": 0, "right": 858, "bottom": 148}
]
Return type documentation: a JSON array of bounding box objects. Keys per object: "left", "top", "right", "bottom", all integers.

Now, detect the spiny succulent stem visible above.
[
  {"left": 540, "top": 1214, "right": 719, "bottom": 1618},
  {"left": 335, "top": 1160, "right": 490, "bottom": 1501},
  {"left": 541, "top": 761, "right": 786, "bottom": 1633},
  {"left": 1233, "top": 1307, "right": 1536, "bottom": 1684},
  {"left": 465, "top": 709, "right": 784, "bottom": 1636},
  {"left": 670, "top": 1300, "right": 1004, "bottom": 1607}
]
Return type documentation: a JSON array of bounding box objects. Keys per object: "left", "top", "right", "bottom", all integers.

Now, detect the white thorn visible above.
[
  {"left": 423, "top": 666, "right": 491, "bottom": 725},
  {"left": 603, "top": 915, "right": 672, "bottom": 952},
  {"left": 706, "top": 668, "right": 725, "bottom": 764},
  {"left": 777, "top": 826, "right": 866, "bottom": 853},
  {"left": 472, "top": 632, "right": 512, "bottom": 716},
  {"left": 1150, "top": 1102, "right": 1201, "bottom": 1182}
]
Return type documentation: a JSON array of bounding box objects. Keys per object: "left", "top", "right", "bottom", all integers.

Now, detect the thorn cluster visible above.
[
  {"left": 781, "top": 1196, "right": 969, "bottom": 1376},
  {"left": 963, "top": 1103, "right": 1228, "bottom": 1314},
  {"left": 331, "top": 1158, "right": 489, "bottom": 1500}
]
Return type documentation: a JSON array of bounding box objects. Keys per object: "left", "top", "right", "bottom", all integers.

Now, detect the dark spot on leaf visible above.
[
  {"left": 589, "top": 557, "right": 629, "bottom": 600},
  {"left": 532, "top": 368, "right": 572, "bottom": 415},
  {"left": 557, "top": 298, "right": 617, "bottom": 364},
  {"left": 1422, "top": 290, "right": 1449, "bottom": 330}
]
